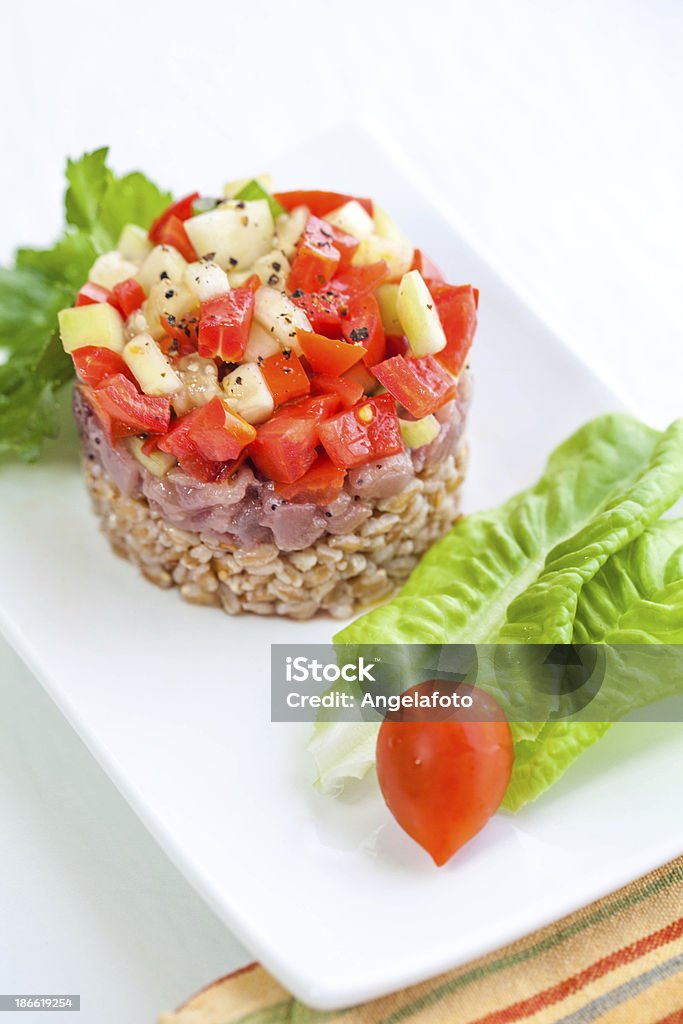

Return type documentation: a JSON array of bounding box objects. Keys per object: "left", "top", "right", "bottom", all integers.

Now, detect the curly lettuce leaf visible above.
[{"left": 0, "top": 149, "right": 170, "bottom": 460}]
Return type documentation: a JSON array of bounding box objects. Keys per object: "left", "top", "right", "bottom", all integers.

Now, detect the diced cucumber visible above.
[
  {"left": 396, "top": 270, "right": 447, "bottom": 356},
  {"left": 89, "top": 251, "right": 138, "bottom": 291},
  {"left": 185, "top": 200, "right": 274, "bottom": 270},
  {"left": 234, "top": 179, "right": 285, "bottom": 218},
  {"left": 376, "top": 283, "right": 402, "bottom": 335},
  {"left": 142, "top": 281, "right": 196, "bottom": 341},
  {"left": 229, "top": 249, "right": 290, "bottom": 290},
  {"left": 183, "top": 260, "right": 230, "bottom": 303},
  {"left": 222, "top": 362, "right": 274, "bottom": 424},
  {"left": 275, "top": 206, "right": 309, "bottom": 258},
  {"left": 223, "top": 173, "right": 274, "bottom": 199},
  {"left": 136, "top": 245, "right": 188, "bottom": 295},
  {"left": 123, "top": 333, "right": 182, "bottom": 396},
  {"left": 373, "top": 205, "right": 411, "bottom": 246},
  {"left": 243, "top": 323, "right": 282, "bottom": 363},
  {"left": 399, "top": 414, "right": 440, "bottom": 448},
  {"left": 324, "top": 200, "right": 374, "bottom": 240},
  {"left": 127, "top": 436, "right": 176, "bottom": 477},
  {"left": 58, "top": 302, "right": 125, "bottom": 354},
  {"left": 117, "top": 224, "right": 153, "bottom": 263},
  {"left": 352, "top": 234, "right": 413, "bottom": 280},
  {"left": 124, "top": 309, "right": 150, "bottom": 340},
  {"left": 253, "top": 287, "right": 311, "bottom": 354}
]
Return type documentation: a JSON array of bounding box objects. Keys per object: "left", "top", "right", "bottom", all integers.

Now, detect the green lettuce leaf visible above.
[
  {"left": 311, "top": 416, "right": 683, "bottom": 802},
  {"left": 0, "top": 149, "right": 170, "bottom": 460},
  {"left": 333, "top": 415, "right": 665, "bottom": 647},
  {"left": 234, "top": 178, "right": 285, "bottom": 219}
]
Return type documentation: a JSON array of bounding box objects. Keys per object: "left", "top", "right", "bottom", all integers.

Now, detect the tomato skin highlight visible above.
[
  {"left": 275, "top": 452, "right": 345, "bottom": 505},
  {"left": 430, "top": 283, "right": 478, "bottom": 376},
  {"left": 72, "top": 346, "right": 136, "bottom": 388},
  {"left": 273, "top": 190, "right": 373, "bottom": 217},
  {"left": 198, "top": 288, "right": 254, "bottom": 362},
  {"left": 376, "top": 682, "right": 513, "bottom": 866},
  {"left": 297, "top": 328, "right": 365, "bottom": 377},
  {"left": 261, "top": 350, "right": 311, "bottom": 406},
  {"left": 82, "top": 375, "right": 171, "bottom": 443},
  {"left": 319, "top": 392, "right": 403, "bottom": 469},
  {"left": 372, "top": 354, "right": 456, "bottom": 418}
]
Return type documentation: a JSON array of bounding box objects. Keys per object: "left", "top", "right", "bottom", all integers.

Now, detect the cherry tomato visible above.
[
  {"left": 310, "top": 372, "right": 365, "bottom": 409},
  {"left": 198, "top": 288, "right": 254, "bottom": 362},
  {"left": 287, "top": 215, "right": 341, "bottom": 292},
  {"left": 249, "top": 394, "right": 339, "bottom": 483},
  {"left": 376, "top": 680, "right": 513, "bottom": 866},
  {"left": 112, "top": 277, "right": 145, "bottom": 317},
  {"left": 82, "top": 375, "right": 171, "bottom": 443}
]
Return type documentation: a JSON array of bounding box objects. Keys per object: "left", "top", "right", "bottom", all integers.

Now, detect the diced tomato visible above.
[
  {"left": 187, "top": 396, "right": 256, "bottom": 461},
  {"left": 297, "top": 328, "right": 365, "bottom": 376},
  {"left": 243, "top": 274, "right": 262, "bottom": 295},
  {"left": 341, "top": 294, "right": 386, "bottom": 366},
  {"left": 72, "top": 346, "right": 136, "bottom": 389},
  {"left": 260, "top": 350, "right": 310, "bottom": 406},
  {"left": 112, "top": 277, "right": 145, "bottom": 318},
  {"left": 328, "top": 223, "right": 359, "bottom": 270},
  {"left": 149, "top": 192, "right": 200, "bottom": 243},
  {"left": 373, "top": 354, "right": 456, "bottom": 418},
  {"left": 311, "top": 373, "right": 365, "bottom": 409},
  {"left": 342, "top": 360, "right": 378, "bottom": 394},
  {"left": 273, "top": 191, "right": 373, "bottom": 217},
  {"left": 198, "top": 288, "right": 254, "bottom": 362},
  {"left": 275, "top": 452, "right": 345, "bottom": 505},
  {"left": 430, "top": 284, "right": 478, "bottom": 376},
  {"left": 83, "top": 374, "right": 171, "bottom": 443},
  {"left": 290, "top": 290, "right": 343, "bottom": 337},
  {"left": 153, "top": 214, "right": 198, "bottom": 262},
  {"left": 159, "top": 311, "right": 199, "bottom": 358},
  {"left": 319, "top": 392, "right": 403, "bottom": 469},
  {"left": 411, "top": 249, "right": 445, "bottom": 282},
  {"left": 157, "top": 398, "right": 255, "bottom": 480},
  {"left": 249, "top": 394, "right": 339, "bottom": 483},
  {"left": 156, "top": 412, "right": 222, "bottom": 481},
  {"left": 325, "top": 262, "right": 390, "bottom": 305},
  {"left": 287, "top": 215, "right": 341, "bottom": 292},
  {"left": 385, "top": 334, "right": 410, "bottom": 359},
  {"left": 75, "top": 281, "right": 120, "bottom": 311}
]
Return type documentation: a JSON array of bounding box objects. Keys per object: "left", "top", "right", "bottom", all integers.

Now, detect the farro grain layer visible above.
[{"left": 82, "top": 444, "right": 467, "bottom": 620}]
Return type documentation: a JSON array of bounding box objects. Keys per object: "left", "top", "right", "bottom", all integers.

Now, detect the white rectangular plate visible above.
[{"left": 2, "top": 129, "right": 682, "bottom": 1010}]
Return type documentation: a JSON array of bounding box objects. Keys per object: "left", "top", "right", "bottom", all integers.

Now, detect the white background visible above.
[{"left": 1, "top": 1, "right": 682, "bottom": 1020}]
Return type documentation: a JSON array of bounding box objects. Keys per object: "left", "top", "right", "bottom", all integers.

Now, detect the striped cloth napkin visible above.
[{"left": 159, "top": 856, "right": 683, "bottom": 1024}]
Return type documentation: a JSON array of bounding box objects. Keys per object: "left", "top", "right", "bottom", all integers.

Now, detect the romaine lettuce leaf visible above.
[
  {"left": 333, "top": 415, "right": 666, "bottom": 647},
  {"left": 311, "top": 416, "right": 683, "bottom": 803}
]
